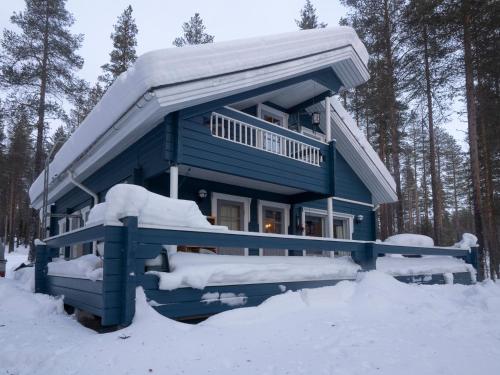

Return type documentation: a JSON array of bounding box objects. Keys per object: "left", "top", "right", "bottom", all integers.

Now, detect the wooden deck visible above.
[{"left": 35, "top": 217, "right": 477, "bottom": 327}]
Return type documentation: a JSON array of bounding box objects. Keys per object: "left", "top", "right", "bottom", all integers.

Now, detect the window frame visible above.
[
  {"left": 211, "top": 192, "right": 251, "bottom": 256},
  {"left": 257, "top": 200, "right": 290, "bottom": 256},
  {"left": 257, "top": 103, "right": 289, "bottom": 129}
]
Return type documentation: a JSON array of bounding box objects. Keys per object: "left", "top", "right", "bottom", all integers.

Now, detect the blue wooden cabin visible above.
[{"left": 30, "top": 27, "right": 477, "bottom": 326}]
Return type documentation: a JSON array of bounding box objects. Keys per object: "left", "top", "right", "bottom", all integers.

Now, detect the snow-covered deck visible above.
[{"left": 34, "top": 216, "right": 476, "bottom": 325}]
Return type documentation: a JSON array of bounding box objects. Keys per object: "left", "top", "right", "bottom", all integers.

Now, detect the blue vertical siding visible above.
[{"left": 335, "top": 152, "right": 372, "bottom": 204}]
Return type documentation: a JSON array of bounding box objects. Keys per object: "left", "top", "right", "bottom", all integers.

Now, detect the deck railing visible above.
[
  {"left": 35, "top": 219, "right": 478, "bottom": 327},
  {"left": 210, "top": 112, "right": 322, "bottom": 166}
]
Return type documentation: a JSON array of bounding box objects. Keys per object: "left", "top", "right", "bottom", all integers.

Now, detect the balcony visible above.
[
  {"left": 209, "top": 112, "right": 322, "bottom": 167},
  {"left": 172, "top": 107, "right": 334, "bottom": 197}
]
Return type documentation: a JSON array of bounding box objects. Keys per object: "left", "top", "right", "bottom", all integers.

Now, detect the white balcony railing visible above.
[{"left": 210, "top": 112, "right": 322, "bottom": 167}]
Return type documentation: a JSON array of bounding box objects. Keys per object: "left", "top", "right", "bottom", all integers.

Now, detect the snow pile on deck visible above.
[
  {"left": 454, "top": 233, "right": 478, "bottom": 249},
  {"left": 149, "top": 253, "right": 360, "bottom": 290},
  {"left": 383, "top": 233, "right": 434, "bottom": 247},
  {"left": 2, "top": 271, "right": 500, "bottom": 374},
  {"left": 86, "top": 184, "right": 226, "bottom": 229},
  {"left": 377, "top": 256, "right": 475, "bottom": 278},
  {"left": 48, "top": 254, "right": 103, "bottom": 281}
]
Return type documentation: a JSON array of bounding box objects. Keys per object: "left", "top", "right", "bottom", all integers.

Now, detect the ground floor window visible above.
[
  {"left": 212, "top": 193, "right": 251, "bottom": 256},
  {"left": 302, "top": 208, "right": 353, "bottom": 256},
  {"left": 259, "top": 200, "right": 290, "bottom": 256},
  {"left": 57, "top": 206, "right": 91, "bottom": 258}
]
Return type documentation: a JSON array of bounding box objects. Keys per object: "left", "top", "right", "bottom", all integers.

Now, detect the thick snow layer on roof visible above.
[{"left": 29, "top": 26, "right": 369, "bottom": 208}]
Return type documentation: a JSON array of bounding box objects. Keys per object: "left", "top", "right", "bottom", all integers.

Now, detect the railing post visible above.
[
  {"left": 464, "top": 245, "right": 479, "bottom": 272},
  {"left": 121, "top": 216, "right": 138, "bottom": 327},
  {"left": 352, "top": 243, "right": 377, "bottom": 271},
  {"left": 34, "top": 243, "right": 48, "bottom": 294}
]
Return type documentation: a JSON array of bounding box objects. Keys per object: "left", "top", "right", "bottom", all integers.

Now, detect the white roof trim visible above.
[{"left": 29, "top": 27, "right": 370, "bottom": 209}]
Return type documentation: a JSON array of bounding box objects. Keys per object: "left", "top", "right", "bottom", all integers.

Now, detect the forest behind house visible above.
[{"left": 0, "top": 0, "right": 497, "bottom": 278}]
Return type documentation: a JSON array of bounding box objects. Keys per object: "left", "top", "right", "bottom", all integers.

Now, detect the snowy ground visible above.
[{"left": 1, "top": 250, "right": 500, "bottom": 375}]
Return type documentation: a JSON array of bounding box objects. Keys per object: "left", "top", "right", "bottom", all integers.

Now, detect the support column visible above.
[
  {"left": 325, "top": 95, "right": 334, "bottom": 239},
  {"left": 169, "top": 165, "right": 178, "bottom": 199}
]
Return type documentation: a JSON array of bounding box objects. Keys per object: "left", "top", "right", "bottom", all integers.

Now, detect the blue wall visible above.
[{"left": 171, "top": 107, "right": 331, "bottom": 195}]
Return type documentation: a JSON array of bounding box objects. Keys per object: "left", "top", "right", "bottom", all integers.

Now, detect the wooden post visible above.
[
  {"left": 121, "top": 217, "right": 138, "bottom": 327},
  {"left": 464, "top": 245, "right": 479, "bottom": 272},
  {"left": 0, "top": 241, "right": 6, "bottom": 277},
  {"left": 352, "top": 243, "right": 377, "bottom": 271},
  {"left": 34, "top": 243, "right": 48, "bottom": 293}
]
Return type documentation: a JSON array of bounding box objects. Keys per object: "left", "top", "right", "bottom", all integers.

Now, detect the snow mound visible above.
[
  {"left": 383, "top": 233, "right": 434, "bottom": 247},
  {"left": 0, "top": 278, "right": 64, "bottom": 320},
  {"left": 13, "top": 266, "right": 35, "bottom": 292},
  {"left": 377, "top": 255, "right": 475, "bottom": 277},
  {"left": 148, "top": 253, "right": 360, "bottom": 290},
  {"left": 48, "top": 254, "right": 103, "bottom": 281},
  {"left": 87, "top": 184, "right": 226, "bottom": 230},
  {"left": 454, "top": 233, "right": 478, "bottom": 250}
]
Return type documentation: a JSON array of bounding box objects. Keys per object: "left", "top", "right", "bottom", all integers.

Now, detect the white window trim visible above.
[
  {"left": 301, "top": 208, "right": 354, "bottom": 257},
  {"left": 257, "top": 103, "right": 289, "bottom": 128},
  {"left": 211, "top": 192, "right": 251, "bottom": 256},
  {"left": 301, "top": 208, "right": 354, "bottom": 239},
  {"left": 258, "top": 200, "right": 290, "bottom": 256},
  {"left": 301, "top": 126, "right": 326, "bottom": 142}
]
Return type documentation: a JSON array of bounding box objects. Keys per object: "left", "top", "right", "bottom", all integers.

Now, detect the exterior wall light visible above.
[
  {"left": 355, "top": 214, "right": 364, "bottom": 224},
  {"left": 198, "top": 189, "right": 208, "bottom": 199},
  {"left": 311, "top": 112, "right": 321, "bottom": 126}
]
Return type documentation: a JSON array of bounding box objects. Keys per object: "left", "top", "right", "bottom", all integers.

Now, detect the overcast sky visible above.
[{"left": 0, "top": 0, "right": 467, "bottom": 146}]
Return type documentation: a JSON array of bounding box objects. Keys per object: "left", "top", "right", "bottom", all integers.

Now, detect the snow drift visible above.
[
  {"left": 149, "top": 253, "right": 360, "bottom": 290},
  {"left": 48, "top": 254, "right": 103, "bottom": 281},
  {"left": 86, "top": 184, "right": 226, "bottom": 229},
  {"left": 383, "top": 233, "right": 434, "bottom": 247}
]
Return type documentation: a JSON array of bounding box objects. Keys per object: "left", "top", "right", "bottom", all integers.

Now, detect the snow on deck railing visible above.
[{"left": 210, "top": 112, "right": 322, "bottom": 166}]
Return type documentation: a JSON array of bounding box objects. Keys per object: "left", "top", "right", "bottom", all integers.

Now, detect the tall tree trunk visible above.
[
  {"left": 422, "top": 23, "right": 443, "bottom": 245},
  {"left": 7, "top": 180, "right": 15, "bottom": 253},
  {"left": 462, "top": 0, "right": 486, "bottom": 279},
  {"left": 451, "top": 155, "right": 460, "bottom": 241},
  {"left": 383, "top": 0, "right": 404, "bottom": 233},
  {"left": 34, "top": 5, "right": 50, "bottom": 176},
  {"left": 29, "top": 2, "right": 51, "bottom": 262}
]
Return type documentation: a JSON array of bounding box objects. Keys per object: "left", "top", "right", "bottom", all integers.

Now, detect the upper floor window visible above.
[{"left": 257, "top": 104, "right": 288, "bottom": 128}]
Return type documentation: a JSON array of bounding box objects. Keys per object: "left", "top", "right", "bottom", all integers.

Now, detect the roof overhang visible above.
[
  {"left": 309, "top": 98, "right": 398, "bottom": 205},
  {"left": 30, "top": 27, "right": 370, "bottom": 209}
]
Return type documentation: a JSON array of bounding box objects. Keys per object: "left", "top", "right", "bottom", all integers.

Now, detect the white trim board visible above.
[{"left": 333, "top": 196, "right": 374, "bottom": 208}]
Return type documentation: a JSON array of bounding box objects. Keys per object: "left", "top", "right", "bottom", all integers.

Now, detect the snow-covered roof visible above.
[{"left": 29, "top": 26, "right": 376, "bottom": 208}]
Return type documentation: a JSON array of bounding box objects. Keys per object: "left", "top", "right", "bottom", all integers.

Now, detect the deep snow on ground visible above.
[{"left": 1, "top": 258, "right": 499, "bottom": 375}]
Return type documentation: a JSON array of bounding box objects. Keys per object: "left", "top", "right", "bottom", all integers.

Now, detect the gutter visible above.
[{"left": 68, "top": 171, "right": 98, "bottom": 207}]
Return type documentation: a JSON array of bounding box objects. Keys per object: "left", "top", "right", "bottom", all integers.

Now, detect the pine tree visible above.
[
  {"left": 5, "top": 108, "right": 32, "bottom": 251},
  {"left": 100, "top": 5, "right": 138, "bottom": 87},
  {"left": 0, "top": 0, "right": 83, "bottom": 178},
  {"left": 296, "top": 0, "right": 327, "bottom": 29},
  {"left": 173, "top": 13, "right": 214, "bottom": 47},
  {"left": 65, "top": 80, "right": 104, "bottom": 132},
  {"left": 401, "top": 0, "right": 458, "bottom": 245},
  {"left": 341, "top": 0, "right": 407, "bottom": 237}
]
